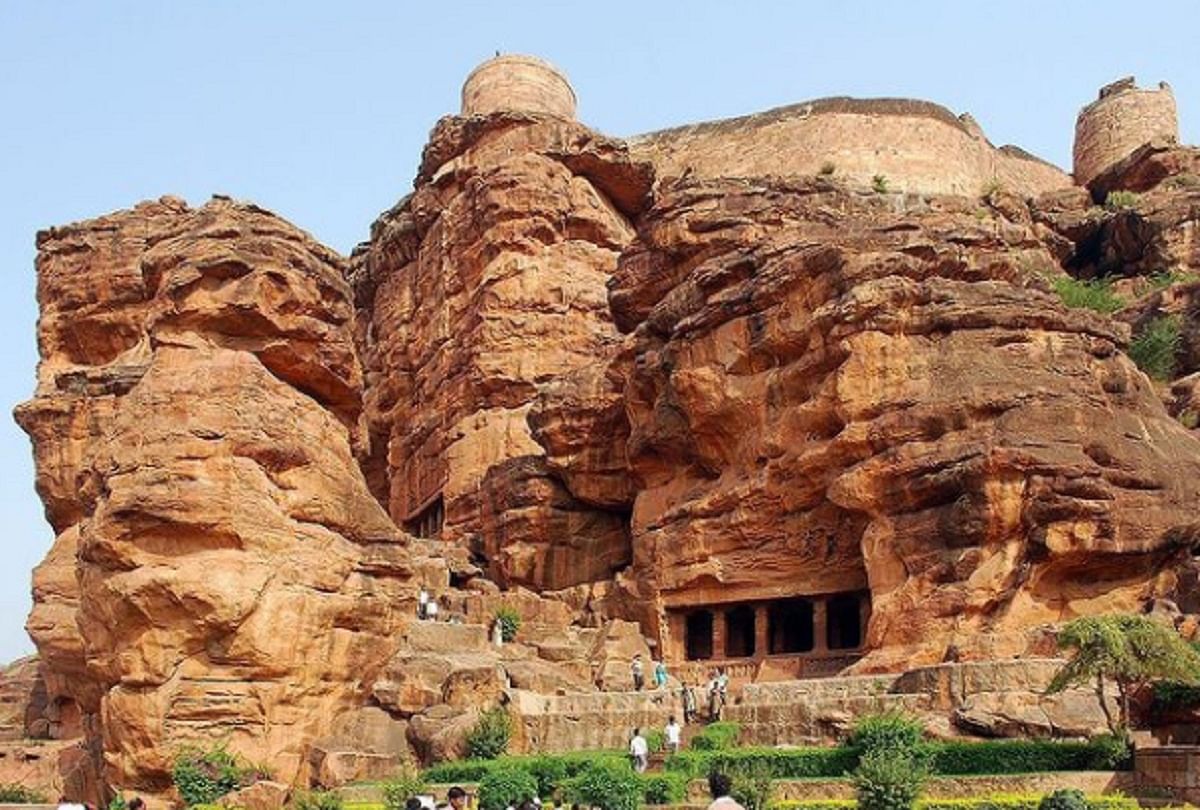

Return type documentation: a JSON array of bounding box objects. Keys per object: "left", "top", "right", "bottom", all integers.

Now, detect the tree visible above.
[{"left": 1047, "top": 614, "right": 1200, "bottom": 731}]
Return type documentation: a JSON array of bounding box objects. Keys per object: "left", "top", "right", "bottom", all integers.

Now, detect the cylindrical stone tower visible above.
[
  {"left": 1073, "top": 77, "right": 1178, "bottom": 186},
  {"left": 461, "top": 54, "right": 577, "bottom": 119}
]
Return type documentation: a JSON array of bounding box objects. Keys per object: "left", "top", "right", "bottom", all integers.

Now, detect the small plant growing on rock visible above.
[
  {"left": 292, "top": 790, "right": 344, "bottom": 810},
  {"left": 1104, "top": 190, "right": 1140, "bottom": 211},
  {"left": 1051, "top": 276, "right": 1126, "bottom": 315},
  {"left": 479, "top": 766, "right": 539, "bottom": 810},
  {"left": 0, "top": 784, "right": 48, "bottom": 804},
  {"left": 1168, "top": 173, "right": 1200, "bottom": 189},
  {"left": 819, "top": 161, "right": 836, "bottom": 176},
  {"left": 981, "top": 177, "right": 1004, "bottom": 197},
  {"left": 467, "top": 706, "right": 513, "bottom": 760},
  {"left": 1038, "top": 788, "right": 1088, "bottom": 810},
  {"left": 852, "top": 748, "right": 927, "bottom": 810},
  {"left": 1129, "top": 315, "right": 1183, "bottom": 382},
  {"left": 107, "top": 797, "right": 127, "bottom": 810},
  {"left": 1180, "top": 409, "right": 1200, "bottom": 430},
  {"left": 494, "top": 606, "right": 522, "bottom": 642},
  {"left": 172, "top": 742, "right": 263, "bottom": 806},
  {"left": 872, "top": 174, "right": 890, "bottom": 193}
]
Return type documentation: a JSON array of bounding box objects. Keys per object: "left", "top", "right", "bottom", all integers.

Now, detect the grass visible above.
[
  {"left": 1147, "top": 268, "right": 1200, "bottom": 291},
  {"left": 1129, "top": 315, "right": 1183, "bottom": 381},
  {"left": 1051, "top": 276, "right": 1126, "bottom": 314}
]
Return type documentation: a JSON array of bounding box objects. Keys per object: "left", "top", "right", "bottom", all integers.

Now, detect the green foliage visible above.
[
  {"left": 769, "top": 797, "right": 1138, "bottom": 810},
  {"left": 1146, "top": 268, "right": 1199, "bottom": 291},
  {"left": 724, "top": 759, "right": 776, "bottom": 810},
  {"left": 981, "top": 178, "right": 1004, "bottom": 197},
  {"left": 642, "top": 728, "right": 665, "bottom": 753},
  {"left": 466, "top": 707, "right": 513, "bottom": 760},
  {"left": 664, "top": 747, "right": 858, "bottom": 779},
  {"left": 494, "top": 606, "right": 522, "bottom": 642},
  {"left": 1104, "top": 191, "right": 1140, "bottom": 211},
  {"left": 1050, "top": 276, "right": 1126, "bottom": 315},
  {"left": 920, "top": 737, "right": 1130, "bottom": 774},
  {"left": 690, "top": 721, "right": 741, "bottom": 751},
  {"left": 1050, "top": 614, "right": 1200, "bottom": 729},
  {"left": 637, "top": 772, "right": 687, "bottom": 805},
  {"left": 852, "top": 748, "right": 927, "bottom": 810},
  {"left": 172, "top": 742, "right": 266, "bottom": 806},
  {"left": 424, "top": 753, "right": 625, "bottom": 801},
  {"left": 292, "top": 791, "right": 344, "bottom": 810},
  {"left": 819, "top": 162, "right": 837, "bottom": 176},
  {"left": 846, "top": 711, "right": 925, "bottom": 753},
  {"left": 478, "top": 766, "right": 539, "bottom": 810},
  {"left": 423, "top": 758, "right": 495, "bottom": 784},
  {"left": 564, "top": 759, "right": 641, "bottom": 810},
  {"left": 1168, "top": 173, "right": 1200, "bottom": 189},
  {"left": 0, "top": 784, "right": 49, "bottom": 803},
  {"left": 381, "top": 764, "right": 428, "bottom": 810},
  {"left": 872, "top": 174, "right": 890, "bottom": 193},
  {"left": 1179, "top": 409, "right": 1200, "bottom": 430},
  {"left": 108, "top": 796, "right": 128, "bottom": 810},
  {"left": 1153, "top": 679, "right": 1200, "bottom": 710},
  {"left": 1129, "top": 315, "right": 1183, "bottom": 381},
  {"left": 1037, "top": 789, "right": 1087, "bottom": 810}
]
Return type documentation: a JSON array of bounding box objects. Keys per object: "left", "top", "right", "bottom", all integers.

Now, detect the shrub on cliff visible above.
[
  {"left": 1051, "top": 277, "right": 1125, "bottom": 315},
  {"left": 1104, "top": 190, "right": 1140, "bottom": 211},
  {"left": 1129, "top": 315, "right": 1182, "bottom": 381},
  {"left": 172, "top": 743, "right": 266, "bottom": 806},
  {"left": 872, "top": 174, "right": 890, "bottom": 193},
  {"left": 1048, "top": 614, "right": 1200, "bottom": 731},
  {"left": 494, "top": 606, "right": 522, "bottom": 642},
  {"left": 466, "top": 707, "right": 512, "bottom": 760},
  {"left": 853, "top": 748, "right": 927, "bottom": 810},
  {"left": 690, "top": 721, "right": 741, "bottom": 750},
  {"left": 0, "top": 784, "right": 48, "bottom": 804},
  {"left": 478, "top": 766, "right": 539, "bottom": 810}
]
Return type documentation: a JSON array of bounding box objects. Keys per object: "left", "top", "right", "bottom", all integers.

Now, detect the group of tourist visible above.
[{"left": 630, "top": 655, "right": 729, "bottom": 719}]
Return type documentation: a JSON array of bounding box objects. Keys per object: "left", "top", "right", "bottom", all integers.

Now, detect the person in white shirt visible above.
[
  {"left": 706, "top": 772, "right": 745, "bottom": 810},
  {"left": 425, "top": 599, "right": 439, "bottom": 621},
  {"left": 418, "top": 588, "right": 429, "bottom": 620},
  {"left": 665, "top": 715, "right": 682, "bottom": 753},
  {"left": 629, "top": 727, "right": 649, "bottom": 773}
]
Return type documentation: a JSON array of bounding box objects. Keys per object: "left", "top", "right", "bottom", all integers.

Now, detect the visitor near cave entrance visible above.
[
  {"left": 629, "top": 727, "right": 649, "bottom": 773},
  {"left": 665, "top": 715, "right": 682, "bottom": 753},
  {"left": 631, "top": 653, "right": 645, "bottom": 690}
]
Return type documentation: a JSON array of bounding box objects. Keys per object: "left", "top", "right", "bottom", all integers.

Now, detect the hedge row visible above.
[
  {"left": 663, "top": 737, "right": 1128, "bottom": 779},
  {"left": 768, "top": 796, "right": 1138, "bottom": 810}
]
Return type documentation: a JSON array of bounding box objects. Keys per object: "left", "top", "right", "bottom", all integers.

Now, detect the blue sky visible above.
[{"left": 1, "top": 1, "right": 1197, "bottom": 663}]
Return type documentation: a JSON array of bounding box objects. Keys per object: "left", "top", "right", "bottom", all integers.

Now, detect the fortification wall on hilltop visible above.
[
  {"left": 461, "top": 54, "right": 577, "bottom": 118},
  {"left": 629, "top": 97, "right": 1070, "bottom": 196},
  {"left": 1073, "top": 77, "right": 1178, "bottom": 187}
]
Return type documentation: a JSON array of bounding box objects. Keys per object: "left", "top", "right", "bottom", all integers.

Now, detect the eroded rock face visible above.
[
  {"left": 351, "top": 112, "right": 651, "bottom": 590},
  {"left": 597, "top": 177, "right": 1200, "bottom": 669},
  {"left": 15, "top": 198, "right": 422, "bottom": 796}
]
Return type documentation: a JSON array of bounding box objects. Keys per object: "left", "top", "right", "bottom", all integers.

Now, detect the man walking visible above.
[
  {"left": 631, "top": 654, "right": 645, "bottom": 691},
  {"left": 629, "top": 727, "right": 649, "bottom": 773},
  {"left": 665, "top": 715, "right": 682, "bottom": 754}
]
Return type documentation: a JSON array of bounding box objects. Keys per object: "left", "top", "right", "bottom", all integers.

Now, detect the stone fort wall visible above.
[
  {"left": 1073, "top": 77, "right": 1178, "bottom": 187},
  {"left": 627, "top": 97, "right": 1071, "bottom": 196}
]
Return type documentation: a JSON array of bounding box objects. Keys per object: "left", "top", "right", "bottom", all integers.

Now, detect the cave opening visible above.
[
  {"left": 826, "top": 593, "right": 863, "bottom": 650},
  {"left": 685, "top": 610, "right": 714, "bottom": 660},
  {"left": 769, "top": 598, "right": 815, "bottom": 654},
  {"left": 724, "top": 604, "right": 756, "bottom": 658}
]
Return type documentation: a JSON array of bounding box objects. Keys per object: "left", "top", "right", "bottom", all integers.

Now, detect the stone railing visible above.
[{"left": 671, "top": 651, "right": 863, "bottom": 686}]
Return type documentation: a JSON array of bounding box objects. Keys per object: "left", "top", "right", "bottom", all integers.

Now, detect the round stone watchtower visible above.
[
  {"left": 461, "top": 54, "right": 577, "bottom": 119},
  {"left": 1073, "top": 76, "right": 1178, "bottom": 186}
]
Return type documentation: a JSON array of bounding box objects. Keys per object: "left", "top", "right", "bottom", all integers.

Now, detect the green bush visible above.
[
  {"left": 424, "top": 752, "right": 626, "bottom": 800},
  {"left": 565, "top": 759, "right": 641, "bottom": 810},
  {"left": 847, "top": 712, "right": 925, "bottom": 753},
  {"left": 423, "top": 758, "right": 494, "bottom": 783},
  {"left": 1104, "top": 191, "right": 1140, "bottom": 211},
  {"left": 172, "top": 743, "right": 265, "bottom": 806},
  {"left": 872, "top": 174, "right": 890, "bottom": 193},
  {"left": 643, "top": 728, "right": 665, "bottom": 753},
  {"left": 1087, "top": 733, "right": 1132, "bottom": 770},
  {"left": 1153, "top": 679, "right": 1200, "bottom": 710},
  {"left": 1038, "top": 789, "right": 1088, "bottom": 810},
  {"left": 108, "top": 796, "right": 128, "bottom": 810},
  {"left": 494, "top": 606, "right": 522, "bottom": 642},
  {"left": 638, "top": 772, "right": 687, "bottom": 805},
  {"left": 293, "top": 791, "right": 345, "bottom": 810},
  {"left": 1051, "top": 277, "right": 1126, "bottom": 314},
  {"left": 690, "top": 721, "right": 741, "bottom": 751},
  {"left": 853, "top": 748, "right": 927, "bottom": 810},
  {"left": 819, "top": 162, "right": 837, "bottom": 176},
  {"left": 768, "top": 803, "right": 856, "bottom": 810},
  {"left": 478, "top": 766, "right": 539, "bottom": 810},
  {"left": 382, "top": 765, "right": 428, "bottom": 810},
  {"left": 0, "top": 784, "right": 49, "bottom": 803},
  {"left": 921, "top": 738, "right": 1127, "bottom": 774},
  {"left": 665, "top": 747, "right": 858, "bottom": 779},
  {"left": 466, "top": 707, "right": 512, "bottom": 760},
  {"left": 726, "top": 758, "right": 776, "bottom": 810},
  {"left": 1129, "top": 315, "right": 1182, "bottom": 381},
  {"left": 770, "top": 797, "right": 1137, "bottom": 810}
]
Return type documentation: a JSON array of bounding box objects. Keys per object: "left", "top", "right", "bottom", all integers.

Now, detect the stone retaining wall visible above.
[{"left": 1135, "top": 746, "right": 1200, "bottom": 803}]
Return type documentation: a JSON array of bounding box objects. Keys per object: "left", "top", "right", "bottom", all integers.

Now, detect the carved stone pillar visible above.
[
  {"left": 754, "top": 603, "right": 769, "bottom": 659},
  {"left": 713, "top": 609, "right": 727, "bottom": 659},
  {"left": 813, "top": 598, "right": 828, "bottom": 653}
]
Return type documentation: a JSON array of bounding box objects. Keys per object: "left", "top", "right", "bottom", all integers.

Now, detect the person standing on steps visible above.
[
  {"left": 654, "top": 659, "right": 668, "bottom": 689},
  {"left": 680, "top": 679, "right": 697, "bottom": 723},
  {"left": 629, "top": 727, "right": 649, "bottom": 773},
  {"left": 665, "top": 715, "right": 682, "bottom": 754},
  {"left": 418, "top": 587, "right": 430, "bottom": 620},
  {"left": 706, "top": 772, "right": 745, "bottom": 810},
  {"left": 631, "top": 653, "right": 645, "bottom": 691}
]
